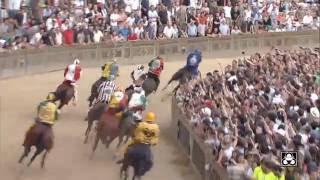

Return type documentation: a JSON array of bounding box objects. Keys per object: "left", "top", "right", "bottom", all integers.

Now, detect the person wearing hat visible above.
[
  {"left": 147, "top": 56, "right": 164, "bottom": 91},
  {"left": 64, "top": 58, "right": 82, "bottom": 105},
  {"left": 88, "top": 59, "right": 119, "bottom": 107},
  {"left": 118, "top": 112, "right": 160, "bottom": 164}
]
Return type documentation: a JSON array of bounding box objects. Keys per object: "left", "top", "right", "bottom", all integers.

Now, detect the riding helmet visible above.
[{"left": 145, "top": 112, "right": 156, "bottom": 122}]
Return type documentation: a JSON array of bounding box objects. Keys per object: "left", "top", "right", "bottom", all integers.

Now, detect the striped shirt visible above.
[{"left": 96, "top": 80, "right": 116, "bottom": 104}]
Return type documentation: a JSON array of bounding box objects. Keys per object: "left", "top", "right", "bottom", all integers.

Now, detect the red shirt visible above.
[
  {"left": 63, "top": 29, "right": 74, "bottom": 45},
  {"left": 128, "top": 33, "right": 138, "bottom": 41}
]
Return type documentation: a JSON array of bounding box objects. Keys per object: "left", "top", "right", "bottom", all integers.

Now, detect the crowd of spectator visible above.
[
  {"left": 0, "top": 0, "right": 319, "bottom": 52},
  {"left": 175, "top": 47, "right": 320, "bottom": 180}
]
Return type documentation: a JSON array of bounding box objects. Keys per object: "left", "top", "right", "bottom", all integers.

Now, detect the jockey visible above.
[
  {"left": 125, "top": 65, "right": 147, "bottom": 93},
  {"left": 101, "top": 59, "right": 120, "bottom": 81},
  {"left": 121, "top": 86, "right": 147, "bottom": 127},
  {"left": 88, "top": 60, "right": 118, "bottom": 107},
  {"left": 131, "top": 65, "right": 146, "bottom": 84},
  {"left": 108, "top": 88, "right": 128, "bottom": 119},
  {"left": 64, "top": 59, "right": 82, "bottom": 104},
  {"left": 118, "top": 112, "right": 160, "bottom": 163},
  {"left": 35, "top": 92, "right": 58, "bottom": 126},
  {"left": 147, "top": 56, "right": 164, "bottom": 91},
  {"left": 94, "top": 75, "right": 117, "bottom": 105},
  {"left": 185, "top": 49, "right": 202, "bottom": 76}
]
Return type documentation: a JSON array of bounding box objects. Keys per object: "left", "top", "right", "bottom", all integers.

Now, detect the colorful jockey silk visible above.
[
  {"left": 37, "top": 101, "right": 58, "bottom": 125},
  {"left": 109, "top": 91, "right": 127, "bottom": 109},
  {"left": 101, "top": 62, "right": 120, "bottom": 80},
  {"left": 133, "top": 121, "right": 160, "bottom": 145},
  {"left": 148, "top": 58, "right": 164, "bottom": 77},
  {"left": 64, "top": 63, "right": 82, "bottom": 83},
  {"left": 128, "top": 91, "right": 147, "bottom": 109},
  {"left": 186, "top": 50, "right": 202, "bottom": 75}
]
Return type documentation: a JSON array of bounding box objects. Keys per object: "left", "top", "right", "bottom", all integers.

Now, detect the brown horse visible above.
[
  {"left": 18, "top": 122, "right": 54, "bottom": 168},
  {"left": 84, "top": 102, "right": 107, "bottom": 144},
  {"left": 91, "top": 109, "right": 122, "bottom": 157},
  {"left": 53, "top": 81, "right": 75, "bottom": 111}
]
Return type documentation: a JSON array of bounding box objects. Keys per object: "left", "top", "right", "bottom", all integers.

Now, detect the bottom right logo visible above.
[{"left": 281, "top": 151, "right": 298, "bottom": 167}]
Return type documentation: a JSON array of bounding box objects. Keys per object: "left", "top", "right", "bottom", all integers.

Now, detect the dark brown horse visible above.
[
  {"left": 53, "top": 81, "right": 75, "bottom": 111},
  {"left": 84, "top": 102, "right": 107, "bottom": 144},
  {"left": 18, "top": 122, "right": 54, "bottom": 168},
  {"left": 120, "top": 143, "right": 153, "bottom": 180},
  {"left": 162, "top": 66, "right": 201, "bottom": 94}
]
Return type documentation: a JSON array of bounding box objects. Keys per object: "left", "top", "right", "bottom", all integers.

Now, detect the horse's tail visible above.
[{"left": 55, "top": 83, "right": 75, "bottom": 104}]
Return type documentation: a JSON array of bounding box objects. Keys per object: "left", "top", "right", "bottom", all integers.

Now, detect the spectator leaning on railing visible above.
[{"left": 0, "top": 0, "right": 319, "bottom": 52}]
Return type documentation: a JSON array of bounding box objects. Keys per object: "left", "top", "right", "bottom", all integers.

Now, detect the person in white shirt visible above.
[
  {"left": 302, "top": 12, "right": 313, "bottom": 27},
  {"left": 231, "top": 25, "right": 241, "bottom": 35},
  {"left": 93, "top": 27, "right": 104, "bottom": 43},
  {"left": 126, "top": 13, "right": 136, "bottom": 27},
  {"left": 219, "top": 20, "right": 230, "bottom": 36},
  {"left": 189, "top": 0, "right": 199, "bottom": 9},
  {"left": 163, "top": 23, "right": 175, "bottom": 39},
  {"left": 172, "top": 24, "right": 179, "bottom": 38},
  {"left": 30, "top": 32, "right": 42, "bottom": 46},
  {"left": 148, "top": 6, "right": 159, "bottom": 39},
  {"left": 54, "top": 28, "right": 63, "bottom": 46},
  {"left": 134, "top": 23, "right": 145, "bottom": 39},
  {"left": 46, "top": 16, "right": 54, "bottom": 31},
  {"left": 110, "top": 9, "right": 120, "bottom": 31},
  {"left": 149, "top": 0, "right": 160, "bottom": 7},
  {"left": 224, "top": 2, "right": 232, "bottom": 19}
]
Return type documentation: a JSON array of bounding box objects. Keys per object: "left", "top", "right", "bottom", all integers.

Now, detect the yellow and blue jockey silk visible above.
[
  {"left": 37, "top": 101, "right": 58, "bottom": 125},
  {"left": 102, "top": 62, "right": 119, "bottom": 79},
  {"left": 133, "top": 121, "right": 160, "bottom": 145}
]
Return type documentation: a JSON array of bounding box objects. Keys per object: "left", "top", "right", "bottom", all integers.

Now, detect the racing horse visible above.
[
  {"left": 52, "top": 81, "right": 75, "bottom": 112},
  {"left": 91, "top": 94, "right": 129, "bottom": 157},
  {"left": 125, "top": 72, "right": 157, "bottom": 99},
  {"left": 18, "top": 122, "right": 54, "bottom": 168},
  {"left": 120, "top": 143, "right": 153, "bottom": 180},
  {"left": 162, "top": 66, "right": 201, "bottom": 94},
  {"left": 84, "top": 102, "right": 107, "bottom": 144},
  {"left": 141, "top": 74, "right": 159, "bottom": 97}
]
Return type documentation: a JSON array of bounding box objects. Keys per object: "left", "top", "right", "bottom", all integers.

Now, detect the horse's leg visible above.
[
  {"left": 117, "top": 131, "right": 125, "bottom": 149},
  {"left": 120, "top": 163, "right": 129, "bottom": 180},
  {"left": 18, "top": 146, "right": 31, "bottom": 163},
  {"left": 124, "top": 135, "right": 130, "bottom": 144},
  {"left": 172, "top": 84, "right": 180, "bottom": 95},
  {"left": 57, "top": 102, "right": 65, "bottom": 114},
  {"left": 27, "top": 148, "right": 44, "bottom": 167},
  {"left": 91, "top": 132, "right": 100, "bottom": 159},
  {"left": 84, "top": 120, "right": 93, "bottom": 144},
  {"left": 105, "top": 135, "right": 117, "bottom": 149},
  {"left": 40, "top": 151, "right": 48, "bottom": 168}
]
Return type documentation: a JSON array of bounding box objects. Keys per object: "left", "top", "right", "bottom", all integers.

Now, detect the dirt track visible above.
[{"left": 0, "top": 58, "right": 232, "bottom": 180}]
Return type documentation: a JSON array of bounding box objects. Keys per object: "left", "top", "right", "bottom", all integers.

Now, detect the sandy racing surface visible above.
[{"left": 0, "top": 58, "right": 233, "bottom": 180}]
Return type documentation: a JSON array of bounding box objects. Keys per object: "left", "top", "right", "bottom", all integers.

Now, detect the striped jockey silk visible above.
[{"left": 96, "top": 80, "right": 116, "bottom": 104}]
